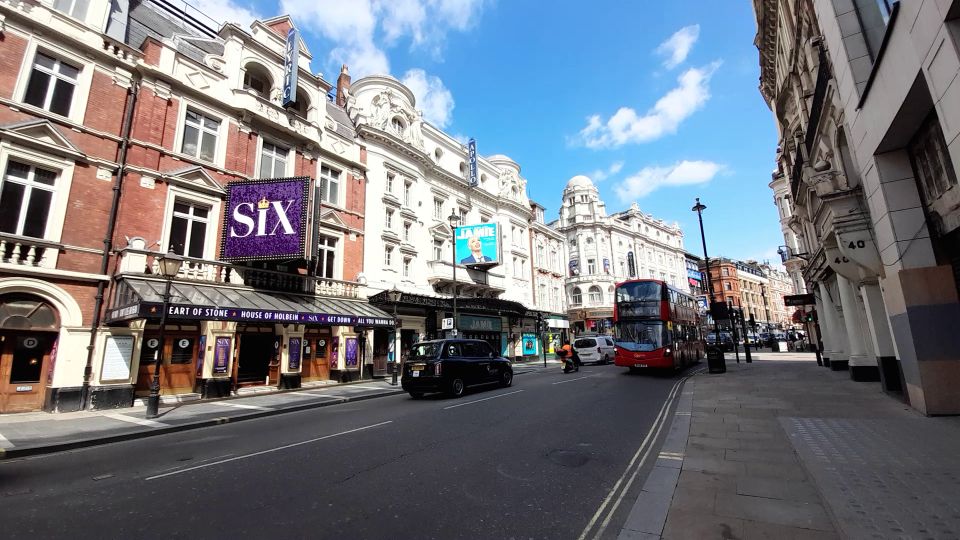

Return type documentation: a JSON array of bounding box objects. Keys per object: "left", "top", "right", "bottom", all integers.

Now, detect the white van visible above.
[{"left": 573, "top": 335, "right": 616, "bottom": 365}]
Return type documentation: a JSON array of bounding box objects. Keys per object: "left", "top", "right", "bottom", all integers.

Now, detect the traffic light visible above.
[{"left": 804, "top": 310, "right": 818, "bottom": 323}]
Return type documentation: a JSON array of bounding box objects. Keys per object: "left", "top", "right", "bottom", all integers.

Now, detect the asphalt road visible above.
[{"left": 0, "top": 364, "right": 694, "bottom": 539}]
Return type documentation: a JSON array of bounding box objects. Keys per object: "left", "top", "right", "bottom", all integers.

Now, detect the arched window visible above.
[
  {"left": 391, "top": 117, "right": 405, "bottom": 136},
  {"left": 571, "top": 287, "right": 582, "bottom": 305},
  {"left": 290, "top": 88, "right": 310, "bottom": 117},
  {"left": 588, "top": 286, "right": 602, "bottom": 304},
  {"left": 0, "top": 293, "right": 59, "bottom": 331},
  {"left": 242, "top": 63, "right": 273, "bottom": 99}
]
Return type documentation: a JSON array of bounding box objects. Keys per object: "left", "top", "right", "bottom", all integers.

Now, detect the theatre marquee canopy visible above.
[{"left": 107, "top": 279, "right": 394, "bottom": 328}]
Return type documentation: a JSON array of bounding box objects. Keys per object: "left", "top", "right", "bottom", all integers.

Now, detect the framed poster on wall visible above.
[
  {"left": 213, "top": 337, "right": 231, "bottom": 375},
  {"left": 101, "top": 335, "right": 134, "bottom": 381},
  {"left": 345, "top": 337, "right": 358, "bottom": 368},
  {"left": 288, "top": 337, "right": 302, "bottom": 371}
]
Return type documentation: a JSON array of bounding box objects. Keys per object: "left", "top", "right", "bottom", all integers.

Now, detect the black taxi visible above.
[{"left": 401, "top": 339, "right": 513, "bottom": 398}]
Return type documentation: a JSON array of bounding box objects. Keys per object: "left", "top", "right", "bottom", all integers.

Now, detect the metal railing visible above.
[{"left": 119, "top": 248, "right": 360, "bottom": 299}]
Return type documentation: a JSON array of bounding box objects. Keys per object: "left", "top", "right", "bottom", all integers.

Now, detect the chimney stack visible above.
[{"left": 336, "top": 65, "right": 351, "bottom": 107}]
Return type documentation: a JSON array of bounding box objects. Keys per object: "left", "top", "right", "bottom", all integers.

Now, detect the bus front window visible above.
[{"left": 615, "top": 321, "right": 670, "bottom": 352}]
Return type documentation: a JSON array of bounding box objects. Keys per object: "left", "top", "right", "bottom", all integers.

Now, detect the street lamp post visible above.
[
  {"left": 146, "top": 251, "right": 184, "bottom": 419},
  {"left": 692, "top": 198, "right": 721, "bottom": 348},
  {"left": 447, "top": 212, "right": 461, "bottom": 337},
  {"left": 387, "top": 287, "right": 402, "bottom": 385}
]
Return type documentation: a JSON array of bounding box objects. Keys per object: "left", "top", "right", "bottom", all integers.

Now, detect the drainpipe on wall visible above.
[{"left": 80, "top": 76, "right": 141, "bottom": 411}]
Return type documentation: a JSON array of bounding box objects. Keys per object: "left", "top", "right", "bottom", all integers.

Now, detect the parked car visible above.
[
  {"left": 706, "top": 331, "right": 734, "bottom": 351},
  {"left": 401, "top": 339, "right": 513, "bottom": 398},
  {"left": 573, "top": 335, "right": 616, "bottom": 364}
]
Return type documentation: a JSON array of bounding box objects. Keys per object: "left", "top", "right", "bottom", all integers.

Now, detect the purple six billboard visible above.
[{"left": 220, "top": 177, "right": 309, "bottom": 262}]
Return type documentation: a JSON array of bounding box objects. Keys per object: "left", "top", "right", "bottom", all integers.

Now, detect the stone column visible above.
[
  {"left": 860, "top": 280, "right": 900, "bottom": 391},
  {"left": 818, "top": 279, "right": 848, "bottom": 368},
  {"left": 837, "top": 274, "right": 873, "bottom": 378},
  {"left": 815, "top": 283, "right": 837, "bottom": 367}
]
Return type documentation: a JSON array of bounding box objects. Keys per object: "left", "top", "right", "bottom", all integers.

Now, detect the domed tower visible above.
[{"left": 559, "top": 175, "right": 606, "bottom": 226}]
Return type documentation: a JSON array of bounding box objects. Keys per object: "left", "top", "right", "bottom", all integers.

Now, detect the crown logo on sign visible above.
[{"left": 257, "top": 196, "right": 270, "bottom": 210}]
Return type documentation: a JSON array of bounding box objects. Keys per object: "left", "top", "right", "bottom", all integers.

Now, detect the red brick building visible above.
[
  {"left": 0, "top": 0, "right": 387, "bottom": 412},
  {"left": 700, "top": 257, "right": 741, "bottom": 309}
]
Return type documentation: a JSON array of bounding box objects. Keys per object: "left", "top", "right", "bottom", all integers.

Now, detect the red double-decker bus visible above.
[{"left": 613, "top": 279, "right": 705, "bottom": 371}]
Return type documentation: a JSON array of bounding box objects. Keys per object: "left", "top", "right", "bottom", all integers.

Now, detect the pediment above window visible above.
[
  {"left": 428, "top": 223, "right": 452, "bottom": 239},
  {"left": 318, "top": 209, "right": 349, "bottom": 231},
  {"left": 161, "top": 166, "right": 225, "bottom": 195},
  {"left": 0, "top": 119, "right": 84, "bottom": 159}
]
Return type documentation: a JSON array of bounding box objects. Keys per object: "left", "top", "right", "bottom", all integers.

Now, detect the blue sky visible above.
[{"left": 201, "top": 0, "right": 783, "bottom": 264}]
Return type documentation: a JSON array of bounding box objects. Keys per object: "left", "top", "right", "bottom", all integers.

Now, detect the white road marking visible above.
[
  {"left": 103, "top": 413, "right": 171, "bottom": 428},
  {"left": 579, "top": 368, "right": 704, "bottom": 540},
  {"left": 210, "top": 402, "right": 274, "bottom": 411},
  {"left": 552, "top": 375, "right": 595, "bottom": 385},
  {"left": 0, "top": 433, "right": 14, "bottom": 449},
  {"left": 341, "top": 385, "right": 384, "bottom": 391},
  {"left": 442, "top": 390, "right": 524, "bottom": 410},
  {"left": 145, "top": 421, "right": 393, "bottom": 481}
]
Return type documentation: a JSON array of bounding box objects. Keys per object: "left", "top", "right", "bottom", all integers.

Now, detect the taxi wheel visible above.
[
  {"left": 500, "top": 369, "right": 513, "bottom": 388},
  {"left": 448, "top": 378, "right": 465, "bottom": 398}
]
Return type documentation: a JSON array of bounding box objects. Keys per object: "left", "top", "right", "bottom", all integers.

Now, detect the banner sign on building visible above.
[
  {"left": 221, "top": 177, "right": 309, "bottom": 262},
  {"left": 213, "top": 337, "right": 231, "bottom": 375},
  {"left": 195, "top": 335, "right": 207, "bottom": 378},
  {"left": 454, "top": 223, "right": 499, "bottom": 267},
  {"left": 603, "top": 258, "right": 610, "bottom": 274},
  {"left": 281, "top": 27, "right": 299, "bottom": 107},
  {"left": 687, "top": 269, "right": 703, "bottom": 282},
  {"left": 459, "top": 315, "right": 502, "bottom": 332},
  {"left": 468, "top": 138, "right": 478, "bottom": 187},
  {"left": 569, "top": 259, "right": 580, "bottom": 276}
]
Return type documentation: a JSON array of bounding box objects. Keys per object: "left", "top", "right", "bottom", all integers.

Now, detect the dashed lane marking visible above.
[{"left": 0, "top": 433, "right": 13, "bottom": 449}]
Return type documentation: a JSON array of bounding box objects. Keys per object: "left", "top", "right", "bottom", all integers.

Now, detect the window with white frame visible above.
[
  {"left": 588, "top": 286, "right": 602, "bottom": 304},
  {"left": 433, "top": 239, "right": 443, "bottom": 261},
  {"left": 386, "top": 172, "right": 394, "bottom": 194},
  {"left": 433, "top": 198, "right": 443, "bottom": 220},
  {"left": 181, "top": 108, "right": 220, "bottom": 162},
  {"left": 320, "top": 165, "right": 341, "bottom": 206},
  {"left": 384, "top": 245, "right": 394, "bottom": 267},
  {"left": 53, "top": 0, "right": 89, "bottom": 20},
  {"left": 167, "top": 199, "right": 210, "bottom": 258},
  {"left": 23, "top": 52, "right": 80, "bottom": 117},
  {"left": 385, "top": 209, "right": 394, "bottom": 230},
  {"left": 259, "top": 141, "right": 288, "bottom": 178},
  {"left": 459, "top": 207, "right": 467, "bottom": 225},
  {"left": 539, "top": 283, "right": 547, "bottom": 306},
  {"left": 0, "top": 160, "right": 57, "bottom": 238},
  {"left": 537, "top": 245, "right": 544, "bottom": 266},
  {"left": 403, "top": 257, "right": 412, "bottom": 278},
  {"left": 403, "top": 181, "right": 412, "bottom": 206},
  {"left": 403, "top": 221, "right": 411, "bottom": 242},
  {"left": 587, "top": 259, "right": 596, "bottom": 274},
  {"left": 391, "top": 117, "right": 405, "bottom": 136},
  {"left": 316, "top": 235, "right": 338, "bottom": 279},
  {"left": 571, "top": 287, "right": 582, "bottom": 305}
]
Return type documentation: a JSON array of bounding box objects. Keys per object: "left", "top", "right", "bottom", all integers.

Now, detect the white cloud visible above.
[
  {"left": 655, "top": 25, "right": 700, "bottom": 69},
  {"left": 589, "top": 161, "right": 625, "bottom": 182},
  {"left": 192, "top": 0, "right": 261, "bottom": 28},
  {"left": 578, "top": 61, "right": 721, "bottom": 149},
  {"left": 401, "top": 68, "right": 455, "bottom": 128},
  {"left": 614, "top": 160, "right": 722, "bottom": 201},
  {"left": 280, "top": 0, "right": 486, "bottom": 77}
]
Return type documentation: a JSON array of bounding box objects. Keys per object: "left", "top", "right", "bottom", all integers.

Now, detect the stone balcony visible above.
[{"left": 0, "top": 233, "right": 61, "bottom": 270}]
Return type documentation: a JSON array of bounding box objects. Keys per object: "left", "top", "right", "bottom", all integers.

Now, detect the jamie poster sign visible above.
[
  {"left": 454, "top": 223, "right": 499, "bottom": 266},
  {"left": 221, "top": 178, "right": 309, "bottom": 262}
]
